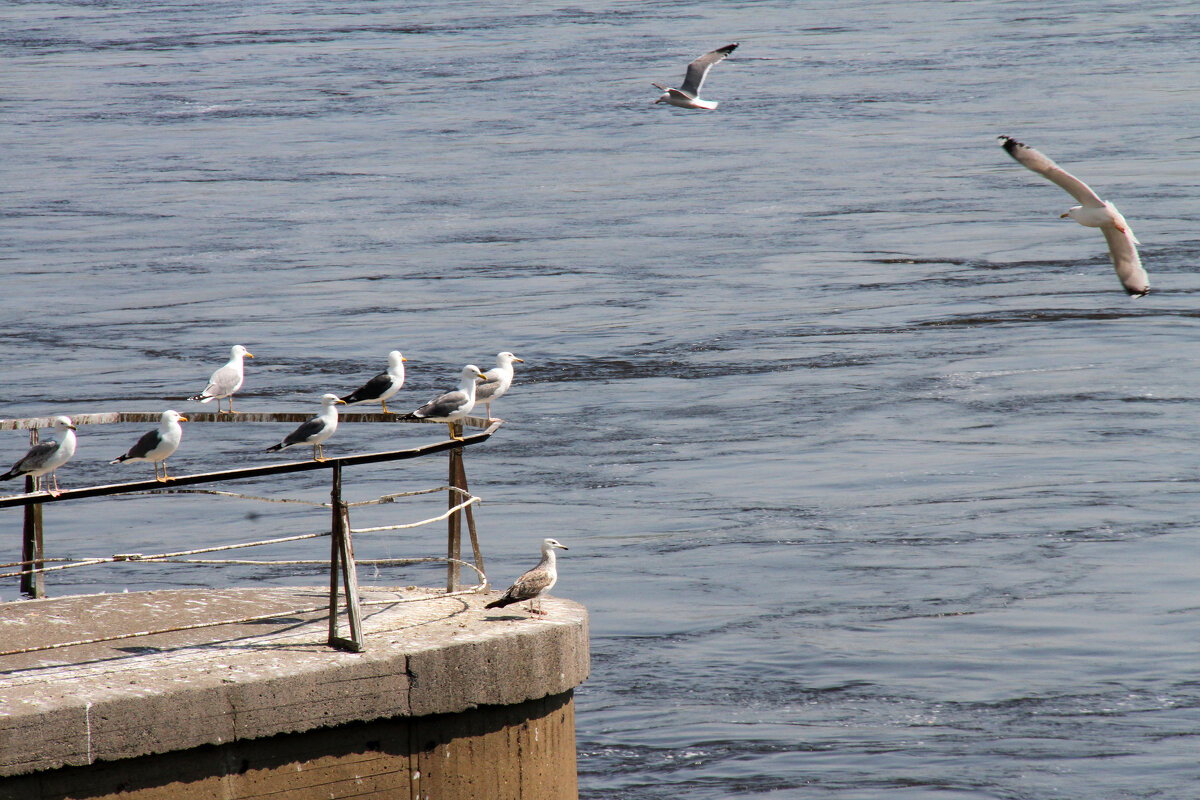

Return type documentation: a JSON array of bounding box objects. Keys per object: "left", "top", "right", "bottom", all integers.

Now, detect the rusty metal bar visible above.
[
  {"left": 0, "top": 421, "right": 502, "bottom": 509},
  {"left": 0, "top": 412, "right": 495, "bottom": 431},
  {"left": 446, "top": 432, "right": 463, "bottom": 592},
  {"left": 327, "top": 462, "right": 365, "bottom": 653},
  {"left": 456, "top": 455, "right": 485, "bottom": 590}
]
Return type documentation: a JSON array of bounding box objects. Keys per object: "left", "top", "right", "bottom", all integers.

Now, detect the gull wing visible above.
[
  {"left": 1000, "top": 136, "right": 1106, "bottom": 208},
  {"left": 678, "top": 43, "right": 738, "bottom": 97},
  {"left": 283, "top": 417, "right": 327, "bottom": 447},
  {"left": 416, "top": 389, "right": 469, "bottom": 419},
  {"left": 124, "top": 430, "right": 164, "bottom": 461},
  {"left": 1100, "top": 224, "right": 1149, "bottom": 296},
  {"left": 12, "top": 440, "right": 60, "bottom": 474},
  {"left": 341, "top": 371, "right": 392, "bottom": 404},
  {"left": 506, "top": 566, "right": 554, "bottom": 602}
]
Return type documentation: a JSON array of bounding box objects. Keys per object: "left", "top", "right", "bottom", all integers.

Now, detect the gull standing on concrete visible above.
[
  {"left": 485, "top": 538, "right": 569, "bottom": 616},
  {"left": 265, "top": 393, "right": 345, "bottom": 461},
  {"left": 400, "top": 364, "right": 487, "bottom": 441},
  {"left": 999, "top": 135, "right": 1149, "bottom": 297},
  {"left": 340, "top": 350, "right": 406, "bottom": 414},
  {"left": 190, "top": 345, "right": 254, "bottom": 413},
  {"left": 475, "top": 352, "right": 523, "bottom": 420},
  {"left": 109, "top": 410, "right": 188, "bottom": 482},
  {"left": 653, "top": 42, "right": 738, "bottom": 109},
  {"left": 0, "top": 416, "right": 77, "bottom": 496}
]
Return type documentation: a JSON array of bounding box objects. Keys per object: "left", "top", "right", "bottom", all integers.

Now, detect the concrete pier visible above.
[{"left": 0, "top": 586, "right": 589, "bottom": 799}]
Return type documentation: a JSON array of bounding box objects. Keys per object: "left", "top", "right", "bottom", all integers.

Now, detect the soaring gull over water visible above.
[
  {"left": 1, "top": 416, "right": 77, "bottom": 496},
  {"left": 340, "top": 350, "right": 406, "bottom": 414},
  {"left": 266, "top": 393, "right": 345, "bottom": 461},
  {"left": 653, "top": 43, "right": 738, "bottom": 110},
  {"left": 485, "top": 537, "right": 569, "bottom": 616},
  {"left": 999, "top": 135, "right": 1149, "bottom": 297},
  {"left": 475, "top": 351, "right": 523, "bottom": 419},
  {"left": 110, "top": 410, "right": 187, "bottom": 482},
  {"left": 400, "top": 364, "right": 486, "bottom": 441},
  {"left": 189, "top": 344, "right": 254, "bottom": 413}
]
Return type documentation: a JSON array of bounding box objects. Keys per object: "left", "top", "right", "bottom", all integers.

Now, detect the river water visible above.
[{"left": 5, "top": 1, "right": 1200, "bottom": 797}]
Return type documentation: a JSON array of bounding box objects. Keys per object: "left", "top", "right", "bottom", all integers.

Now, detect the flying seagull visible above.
[
  {"left": 400, "top": 364, "right": 487, "bottom": 441},
  {"left": 475, "top": 351, "right": 524, "bottom": 419},
  {"left": 340, "top": 350, "right": 406, "bottom": 414},
  {"left": 485, "top": 537, "right": 569, "bottom": 616},
  {"left": 189, "top": 344, "right": 254, "bottom": 413},
  {"left": 653, "top": 42, "right": 739, "bottom": 110},
  {"left": 110, "top": 410, "right": 187, "bottom": 482},
  {"left": 265, "top": 393, "right": 345, "bottom": 461},
  {"left": 1, "top": 416, "right": 77, "bottom": 496},
  {"left": 999, "top": 135, "right": 1149, "bottom": 297}
]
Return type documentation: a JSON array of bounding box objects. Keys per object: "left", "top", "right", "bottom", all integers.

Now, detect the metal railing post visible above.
[
  {"left": 446, "top": 431, "right": 463, "bottom": 592},
  {"left": 327, "top": 462, "right": 364, "bottom": 652},
  {"left": 19, "top": 428, "right": 44, "bottom": 599}
]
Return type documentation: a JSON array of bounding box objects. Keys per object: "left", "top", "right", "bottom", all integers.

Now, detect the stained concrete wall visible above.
[{"left": 0, "top": 587, "right": 589, "bottom": 800}]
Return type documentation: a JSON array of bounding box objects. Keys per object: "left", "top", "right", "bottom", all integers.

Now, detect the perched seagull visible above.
[
  {"left": 485, "top": 538, "right": 569, "bottom": 616},
  {"left": 0, "top": 416, "right": 77, "bottom": 496},
  {"left": 475, "top": 351, "right": 524, "bottom": 419},
  {"left": 189, "top": 344, "right": 254, "bottom": 413},
  {"left": 400, "top": 364, "right": 487, "bottom": 441},
  {"left": 265, "top": 393, "right": 345, "bottom": 461},
  {"left": 999, "top": 135, "right": 1149, "bottom": 297},
  {"left": 653, "top": 42, "right": 739, "bottom": 110},
  {"left": 340, "top": 350, "right": 406, "bottom": 414},
  {"left": 110, "top": 410, "right": 188, "bottom": 482}
]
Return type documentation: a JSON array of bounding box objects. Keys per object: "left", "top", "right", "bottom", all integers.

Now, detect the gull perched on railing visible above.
[
  {"left": 0, "top": 416, "right": 77, "bottom": 496},
  {"left": 340, "top": 350, "right": 406, "bottom": 414},
  {"left": 475, "top": 351, "right": 523, "bottom": 420},
  {"left": 653, "top": 42, "right": 738, "bottom": 110},
  {"left": 266, "top": 393, "right": 345, "bottom": 461},
  {"left": 485, "top": 538, "right": 569, "bottom": 616},
  {"left": 110, "top": 410, "right": 188, "bottom": 482},
  {"left": 999, "top": 135, "right": 1149, "bottom": 297},
  {"left": 189, "top": 344, "right": 254, "bottom": 413},
  {"left": 400, "top": 364, "right": 487, "bottom": 441}
]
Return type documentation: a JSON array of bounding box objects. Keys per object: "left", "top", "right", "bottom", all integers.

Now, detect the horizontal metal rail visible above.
[
  {"left": 0, "top": 421, "right": 501, "bottom": 508},
  {"left": 0, "top": 412, "right": 497, "bottom": 431}
]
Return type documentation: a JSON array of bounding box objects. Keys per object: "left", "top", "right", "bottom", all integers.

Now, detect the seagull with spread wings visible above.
[{"left": 653, "top": 43, "right": 739, "bottom": 110}]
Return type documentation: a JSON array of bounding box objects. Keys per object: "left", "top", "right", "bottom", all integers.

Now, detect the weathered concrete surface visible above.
[{"left": 0, "top": 586, "right": 589, "bottom": 780}]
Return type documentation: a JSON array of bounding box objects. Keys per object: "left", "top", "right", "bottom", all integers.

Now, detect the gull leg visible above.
[
  {"left": 485, "top": 401, "right": 492, "bottom": 421},
  {"left": 381, "top": 399, "right": 390, "bottom": 414},
  {"left": 48, "top": 473, "right": 62, "bottom": 498},
  {"left": 228, "top": 396, "right": 236, "bottom": 414},
  {"left": 448, "top": 422, "right": 463, "bottom": 441}
]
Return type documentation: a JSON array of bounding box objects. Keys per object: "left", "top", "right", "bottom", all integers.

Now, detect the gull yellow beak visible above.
[
  {"left": 178, "top": 416, "right": 189, "bottom": 423},
  {"left": 514, "top": 357, "right": 525, "bottom": 363}
]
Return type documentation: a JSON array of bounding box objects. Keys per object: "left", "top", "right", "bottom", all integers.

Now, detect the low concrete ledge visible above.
[{"left": 0, "top": 586, "right": 589, "bottom": 778}]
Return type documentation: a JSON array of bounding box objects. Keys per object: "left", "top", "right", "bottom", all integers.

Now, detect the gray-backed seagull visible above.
[
  {"left": 400, "top": 364, "right": 487, "bottom": 441},
  {"left": 1, "top": 416, "right": 77, "bottom": 496},
  {"left": 999, "top": 135, "right": 1149, "bottom": 297},
  {"left": 189, "top": 344, "right": 254, "bottom": 413},
  {"left": 340, "top": 350, "right": 406, "bottom": 414},
  {"left": 266, "top": 393, "right": 345, "bottom": 461},
  {"left": 653, "top": 43, "right": 738, "bottom": 110},
  {"left": 475, "top": 351, "right": 523, "bottom": 420},
  {"left": 110, "top": 410, "right": 187, "bottom": 482}
]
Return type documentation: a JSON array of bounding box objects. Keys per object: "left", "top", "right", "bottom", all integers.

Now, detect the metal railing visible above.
[{"left": 0, "top": 412, "right": 502, "bottom": 652}]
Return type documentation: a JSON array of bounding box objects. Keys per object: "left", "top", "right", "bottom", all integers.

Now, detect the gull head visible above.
[
  {"left": 231, "top": 344, "right": 254, "bottom": 359},
  {"left": 321, "top": 393, "right": 347, "bottom": 407},
  {"left": 542, "top": 537, "right": 568, "bottom": 552},
  {"left": 462, "top": 364, "right": 487, "bottom": 382},
  {"left": 52, "top": 416, "right": 76, "bottom": 432},
  {"left": 162, "top": 410, "right": 188, "bottom": 424}
]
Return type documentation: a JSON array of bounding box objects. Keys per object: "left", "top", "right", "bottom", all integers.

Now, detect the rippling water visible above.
[{"left": 5, "top": 1, "right": 1200, "bottom": 797}]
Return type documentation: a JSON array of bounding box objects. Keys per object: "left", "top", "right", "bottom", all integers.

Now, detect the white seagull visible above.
[
  {"left": 110, "top": 410, "right": 188, "bottom": 482},
  {"left": 266, "top": 393, "right": 345, "bottom": 461},
  {"left": 485, "top": 538, "right": 569, "bottom": 616},
  {"left": 653, "top": 42, "right": 739, "bottom": 110},
  {"left": 340, "top": 350, "right": 406, "bottom": 414},
  {"left": 999, "top": 135, "right": 1149, "bottom": 297},
  {"left": 475, "top": 351, "right": 524, "bottom": 420},
  {"left": 401, "top": 364, "right": 487, "bottom": 441},
  {"left": 1, "top": 416, "right": 77, "bottom": 496},
  {"left": 190, "top": 344, "right": 254, "bottom": 413}
]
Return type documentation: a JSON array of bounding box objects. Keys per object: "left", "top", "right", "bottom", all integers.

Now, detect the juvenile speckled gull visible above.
[
  {"left": 653, "top": 43, "right": 738, "bottom": 110},
  {"left": 189, "top": 344, "right": 254, "bottom": 413},
  {"left": 401, "top": 364, "right": 487, "bottom": 441},
  {"left": 485, "top": 538, "right": 568, "bottom": 616},
  {"left": 340, "top": 350, "right": 406, "bottom": 414},
  {"left": 110, "top": 410, "right": 188, "bottom": 482},
  {"left": 266, "top": 393, "right": 345, "bottom": 461},
  {"left": 0, "top": 416, "right": 77, "bottom": 496},
  {"left": 999, "top": 136, "right": 1149, "bottom": 297},
  {"left": 475, "top": 351, "right": 523, "bottom": 419}
]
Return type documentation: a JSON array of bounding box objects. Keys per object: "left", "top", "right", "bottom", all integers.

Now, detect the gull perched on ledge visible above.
[
  {"left": 190, "top": 344, "right": 254, "bottom": 413},
  {"left": 110, "top": 410, "right": 187, "bottom": 482},
  {"left": 485, "top": 538, "right": 569, "bottom": 616},
  {"left": 340, "top": 350, "right": 406, "bottom": 414},
  {"left": 1, "top": 416, "right": 77, "bottom": 496}
]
